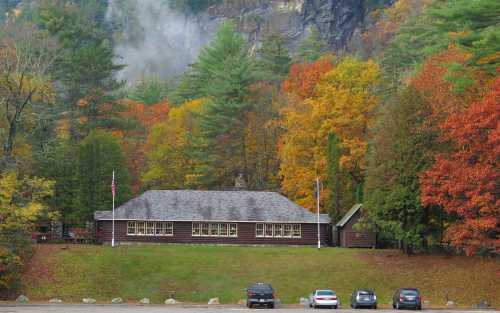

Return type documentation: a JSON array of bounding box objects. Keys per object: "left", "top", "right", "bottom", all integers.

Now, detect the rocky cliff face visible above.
[
  {"left": 109, "top": 0, "right": 389, "bottom": 83},
  {"left": 209, "top": 0, "right": 369, "bottom": 52}
]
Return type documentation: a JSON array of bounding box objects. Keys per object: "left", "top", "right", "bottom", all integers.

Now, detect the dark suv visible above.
[
  {"left": 246, "top": 283, "right": 276, "bottom": 308},
  {"left": 392, "top": 288, "right": 422, "bottom": 310}
]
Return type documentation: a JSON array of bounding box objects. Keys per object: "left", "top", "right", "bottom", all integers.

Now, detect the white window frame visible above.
[
  {"left": 209, "top": 223, "right": 219, "bottom": 236},
  {"left": 201, "top": 223, "right": 210, "bottom": 236},
  {"left": 127, "top": 221, "right": 137, "bottom": 235},
  {"left": 146, "top": 221, "right": 155, "bottom": 235},
  {"left": 219, "top": 223, "right": 228, "bottom": 237},
  {"left": 273, "top": 224, "right": 283, "bottom": 237},
  {"left": 165, "top": 222, "right": 173, "bottom": 236},
  {"left": 292, "top": 224, "right": 301, "bottom": 238},
  {"left": 229, "top": 223, "right": 238, "bottom": 237},
  {"left": 255, "top": 223, "right": 264, "bottom": 237},
  {"left": 137, "top": 221, "right": 145, "bottom": 235},
  {"left": 264, "top": 223, "right": 273, "bottom": 237},
  {"left": 155, "top": 221, "right": 165, "bottom": 236},
  {"left": 192, "top": 222, "right": 201, "bottom": 236},
  {"left": 283, "top": 224, "right": 292, "bottom": 238}
]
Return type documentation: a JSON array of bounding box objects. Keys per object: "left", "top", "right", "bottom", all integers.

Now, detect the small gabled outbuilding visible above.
[{"left": 335, "top": 204, "right": 376, "bottom": 248}]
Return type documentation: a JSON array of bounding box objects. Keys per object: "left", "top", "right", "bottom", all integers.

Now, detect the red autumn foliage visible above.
[
  {"left": 281, "top": 55, "right": 334, "bottom": 100},
  {"left": 410, "top": 47, "right": 480, "bottom": 122},
  {"left": 420, "top": 68, "right": 500, "bottom": 256}
]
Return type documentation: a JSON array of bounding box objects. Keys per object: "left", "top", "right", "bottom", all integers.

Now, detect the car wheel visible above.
[
  {"left": 416, "top": 306, "right": 422, "bottom": 311},
  {"left": 333, "top": 305, "right": 338, "bottom": 309},
  {"left": 268, "top": 303, "right": 275, "bottom": 309},
  {"left": 373, "top": 305, "right": 377, "bottom": 309}
]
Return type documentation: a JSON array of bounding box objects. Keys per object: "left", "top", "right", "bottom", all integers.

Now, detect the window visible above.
[
  {"left": 229, "top": 223, "right": 238, "bottom": 237},
  {"left": 192, "top": 222, "right": 201, "bottom": 236},
  {"left": 219, "top": 223, "right": 228, "bottom": 237},
  {"left": 155, "top": 222, "right": 165, "bottom": 235},
  {"left": 283, "top": 224, "right": 292, "bottom": 238},
  {"left": 273, "top": 224, "right": 283, "bottom": 237},
  {"left": 165, "top": 222, "right": 173, "bottom": 236},
  {"left": 201, "top": 223, "right": 210, "bottom": 236},
  {"left": 255, "top": 224, "right": 264, "bottom": 237},
  {"left": 257, "top": 223, "right": 300, "bottom": 238},
  {"left": 210, "top": 223, "right": 219, "bottom": 236},
  {"left": 191, "top": 222, "right": 237, "bottom": 237},
  {"left": 137, "top": 221, "right": 145, "bottom": 235},
  {"left": 265, "top": 224, "right": 273, "bottom": 237},
  {"left": 292, "top": 224, "right": 301, "bottom": 238},
  {"left": 127, "top": 221, "right": 136, "bottom": 235},
  {"left": 127, "top": 221, "right": 173, "bottom": 236},
  {"left": 146, "top": 221, "right": 155, "bottom": 235}
]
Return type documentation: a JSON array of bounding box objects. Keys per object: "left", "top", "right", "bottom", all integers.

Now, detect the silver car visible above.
[{"left": 309, "top": 289, "right": 339, "bottom": 309}]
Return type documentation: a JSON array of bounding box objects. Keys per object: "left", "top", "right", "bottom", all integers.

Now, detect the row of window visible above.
[
  {"left": 256, "top": 223, "right": 301, "bottom": 238},
  {"left": 192, "top": 222, "right": 238, "bottom": 237},
  {"left": 125, "top": 221, "right": 302, "bottom": 238},
  {"left": 127, "top": 221, "right": 173, "bottom": 236}
]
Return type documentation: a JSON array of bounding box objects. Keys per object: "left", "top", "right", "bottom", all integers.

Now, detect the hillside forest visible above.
[{"left": 0, "top": 0, "right": 499, "bottom": 295}]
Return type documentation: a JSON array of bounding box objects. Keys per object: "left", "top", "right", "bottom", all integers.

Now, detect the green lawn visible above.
[{"left": 23, "top": 245, "right": 500, "bottom": 307}]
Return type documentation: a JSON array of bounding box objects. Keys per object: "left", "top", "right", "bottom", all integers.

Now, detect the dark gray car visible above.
[
  {"left": 350, "top": 290, "right": 377, "bottom": 309},
  {"left": 392, "top": 288, "right": 422, "bottom": 310}
]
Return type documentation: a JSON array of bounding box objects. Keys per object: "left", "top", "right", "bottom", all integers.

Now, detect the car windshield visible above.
[
  {"left": 358, "top": 291, "right": 373, "bottom": 295},
  {"left": 317, "top": 290, "right": 334, "bottom": 296},
  {"left": 402, "top": 290, "right": 418, "bottom": 296},
  {"left": 250, "top": 284, "right": 273, "bottom": 293}
]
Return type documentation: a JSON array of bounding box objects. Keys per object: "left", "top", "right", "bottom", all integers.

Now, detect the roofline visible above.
[
  {"left": 95, "top": 218, "right": 330, "bottom": 224},
  {"left": 335, "top": 203, "right": 363, "bottom": 227}
]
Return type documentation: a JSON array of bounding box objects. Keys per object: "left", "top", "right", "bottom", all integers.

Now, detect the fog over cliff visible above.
[{"left": 107, "top": 0, "right": 216, "bottom": 84}]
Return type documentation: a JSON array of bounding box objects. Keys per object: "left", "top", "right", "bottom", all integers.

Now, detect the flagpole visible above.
[
  {"left": 112, "top": 170, "right": 115, "bottom": 248},
  {"left": 316, "top": 176, "right": 321, "bottom": 250}
]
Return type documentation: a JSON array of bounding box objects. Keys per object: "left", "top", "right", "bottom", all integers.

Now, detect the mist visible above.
[{"left": 107, "top": 0, "right": 217, "bottom": 85}]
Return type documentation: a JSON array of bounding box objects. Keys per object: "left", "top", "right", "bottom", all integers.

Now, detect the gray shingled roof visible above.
[
  {"left": 94, "top": 190, "right": 330, "bottom": 223},
  {"left": 336, "top": 203, "right": 363, "bottom": 227}
]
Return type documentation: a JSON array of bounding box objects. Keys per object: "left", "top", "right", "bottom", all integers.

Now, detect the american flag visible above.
[{"left": 111, "top": 171, "right": 116, "bottom": 197}]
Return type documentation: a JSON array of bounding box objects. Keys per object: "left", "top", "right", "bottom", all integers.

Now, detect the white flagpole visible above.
[
  {"left": 112, "top": 170, "right": 115, "bottom": 248},
  {"left": 316, "top": 176, "right": 321, "bottom": 250}
]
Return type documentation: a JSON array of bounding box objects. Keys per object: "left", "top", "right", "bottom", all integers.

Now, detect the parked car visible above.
[
  {"left": 246, "top": 282, "right": 276, "bottom": 308},
  {"left": 309, "top": 289, "right": 339, "bottom": 309},
  {"left": 350, "top": 289, "right": 377, "bottom": 309},
  {"left": 392, "top": 288, "right": 422, "bottom": 310}
]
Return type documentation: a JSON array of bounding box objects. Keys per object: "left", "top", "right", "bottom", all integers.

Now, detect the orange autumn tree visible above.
[
  {"left": 279, "top": 57, "right": 379, "bottom": 210},
  {"left": 420, "top": 68, "right": 500, "bottom": 256},
  {"left": 278, "top": 56, "right": 334, "bottom": 210},
  {"left": 114, "top": 98, "right": 169, "bottom": 193}
]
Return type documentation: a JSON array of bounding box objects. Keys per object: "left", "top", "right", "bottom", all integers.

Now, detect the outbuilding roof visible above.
[
  {"left": 94, "top": 190, "right": 330, "bottom": 224},
  {"left": 335, "top": 203, "right": 363, "bottom": 227}
]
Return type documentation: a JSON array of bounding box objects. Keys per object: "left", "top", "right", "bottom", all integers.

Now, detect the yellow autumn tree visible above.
[
  {"left": 142, "top": 98, "right": 205, "bottom": 189},
  {"left": 279, "top": 57, "right": 380, "bottom": 210}
]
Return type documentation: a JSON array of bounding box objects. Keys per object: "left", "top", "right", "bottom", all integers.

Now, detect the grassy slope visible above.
[{"left": 23, "top": 245, "right": 499, "bottom": 307}]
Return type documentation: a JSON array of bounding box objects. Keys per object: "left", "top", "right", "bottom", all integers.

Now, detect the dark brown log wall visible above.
[
  {"left": 339, "top": 210, "right": 376, "bottom": 248},
  {"left": 96, "top": 221, "right": 330, "bottom": 246}
]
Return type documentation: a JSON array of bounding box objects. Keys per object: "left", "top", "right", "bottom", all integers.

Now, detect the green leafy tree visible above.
[
  {"left": 186, "top": 21, "right": 258, "bottom": 187},
  {"left": 128, "top": 79, "right": 171, "bottom": 106},
  {"left": 36, "top": 0, "right": 124, "bottom": 137},
  {"left": 382, "top": 0, "right": 500, "bottom": 86},
  {"left": 75, "top": 130, "right": 131, "bottom": 223},
  {"left": 257, "top": 33, "right": 292, "bottom": 82},
  {"left": 296, "top": 27, "right": 329, "bottom": 62},
  {"left": 34, "top": 139, "right": 78, "bottom": 223},
  {"left": 364, "top": 87, "right": 442, "bottom": 254}
]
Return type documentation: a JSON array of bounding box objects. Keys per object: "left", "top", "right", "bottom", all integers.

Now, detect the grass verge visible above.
[{"left": 23, "top": 244, "right": 499, "bottom": 307}]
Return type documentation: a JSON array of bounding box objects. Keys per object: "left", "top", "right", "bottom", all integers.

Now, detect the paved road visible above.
[{"left": 0, "top": 306, "right": 497, "bottom": 313}]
